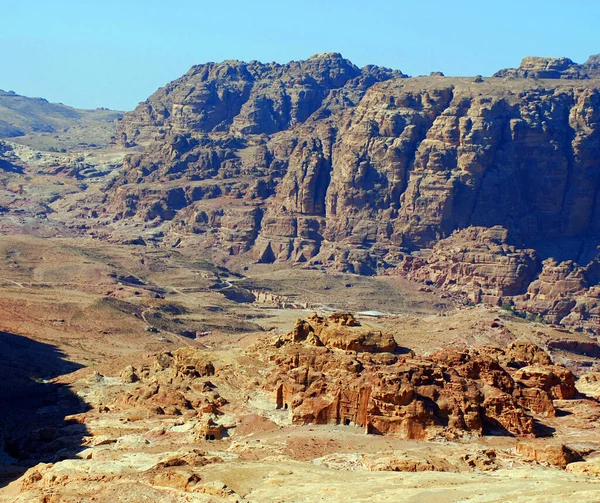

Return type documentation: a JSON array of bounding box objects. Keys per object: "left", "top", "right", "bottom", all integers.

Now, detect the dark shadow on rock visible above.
[
  {"left": 0, "top": 160, "right": 24, "bottom": 173},
  {"left": 392, "top": 346, "right": 414, "bottom": 356},
  {"left": 0, "top": 331, "right": 88, "bottom": 487},
  {"left": 218, "top": 286, "right": 256, "bottom": 303},
  {"left": 481, "top": 417, "right": 516, "bottom": 437},
  {"left": 532, "top": 419, "right": 556, "bottom": 438},
  {"left": 555, "top": 408, "right": 572, "bottom": 417},
  {"left": 548, "top": 339, "right": 600, "bottom": 358}
]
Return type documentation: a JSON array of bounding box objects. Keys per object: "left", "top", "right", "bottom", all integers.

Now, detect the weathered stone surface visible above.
[
  {"left": 567, "top": 458, "right": 600, "bottom": 476},
  {"left": 82, "top": 54, "right": 600, "bottom": 330},
  {"left": 265, "top": 315, "right": 579, "bottom": 440},
  {"left": 516, "top": 442, "right": 582, "bottom": 468},
  {"left": 494, "top": 54, "right": 600, "bottom": 79},
  {"left": 291, "top": 312, "right": 398, "bottom": 353},
  {"left": 118, "top": 53, "right": 405, "bottom": 144},
  {"left": 514, "top": 365, "right": 577, "bottom": 400},
  {"left": 120, "top": 365, "right": 139, "bottom": 383},
  {"left": 501, "top": 341, "right": 553, "bottom": 368},
  {"left": 398, "top": 226, "right": 539, "bottom": 303},
  {"left": 103, "top": 56, "right": 600, "bottom": 267},
  {"left": 0, "top": 140, "right": 23, "bottom": 172},
  {"left": 115, "top": 348, "right": 222, "bottom": 418},
  {"left": 510, "top": 258, "right": 600, "bottom": 329}
]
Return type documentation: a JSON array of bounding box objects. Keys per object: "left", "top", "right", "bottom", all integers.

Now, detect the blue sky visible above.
[{"left": 2, "top": 0, "right": 599, "bottom": 110}]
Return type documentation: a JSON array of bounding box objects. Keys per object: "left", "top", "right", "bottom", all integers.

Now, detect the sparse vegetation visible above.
[{"left": 503, "top": 301, "right": 545, "bottom": 323}]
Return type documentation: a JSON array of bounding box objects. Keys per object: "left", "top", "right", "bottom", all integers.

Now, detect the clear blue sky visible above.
[{"left": 2, "top": 0, "right": 599, "bottom": 111}]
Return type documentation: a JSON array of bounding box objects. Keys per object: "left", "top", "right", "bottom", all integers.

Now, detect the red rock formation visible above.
[{"left": 266, "top": 317, "right": 579, "bottom": 439}]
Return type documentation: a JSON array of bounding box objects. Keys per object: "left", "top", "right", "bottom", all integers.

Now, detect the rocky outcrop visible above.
[
  {"left": 516, "top": 442, "right": 582, "bottom": 468},
  {"left": 584, "top": 54, "right": 600, "bottom": 78},
  {"left": 117, "top": 53, "right": 405, "bottom": 146},
  {"left": 398, "top": 226, "right": 539, "bottom": 304},
  {"left": 288, "top": 312, "right": 399, "bottom": 353},
  {"left": 393, "top": 232, "right": 600, "bottom": 330},
  {"left": 265, "top": 315, "right": 578, "bottom": 439},
  {"left": 0, "top": 140, "right": 23, "bottom": 172},
  {"left": 114, "top": 348, "right": 225, "bottom": 418},
  {"left": 514, "top": 365, "right": 577, "bottom": 400},
  {"left": 514, "top": 258, "right": 600, "bottom": 329},
  {"left": 502, "top": 341, "right": 553, "bottom": 368},
  {"left": 494, "top": 54, "right": 600, "bottom": 79}
]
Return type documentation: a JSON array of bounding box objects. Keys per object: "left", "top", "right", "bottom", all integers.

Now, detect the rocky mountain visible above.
[
  {"left": 117, "top": 53, "right": 405, "bottom": 144},
  {"left": 68, "top": 52, "right": 600, "bottom": 328}
]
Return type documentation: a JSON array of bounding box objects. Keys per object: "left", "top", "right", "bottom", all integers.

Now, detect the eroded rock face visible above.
[
  {"left": 494, "top": 54, "right": 600, "bottom": 79},
  {"left": 264, "top": 316, "right": 577, "bottom": 439},
  {"left": 289, "top": 312, "right": 398, "bottom": 353},
  {"left": 502, "top": 341, "right": 553, "bottom": 368},
  {"left": 516, "top": 443, "right": 582, "bottom": 468},
  {"left": 514, "top": 258, "right": 600, "bottom": 329},
  {"left": 396, "top": 233, "right": 600, "bottom": 331},
  {"left": 514, "top": 365, "right": 577, "bottom": 400},
  {"left": 103, "top": 57, "right": 600, "bottom": 270},
  {"left": 81, "top": 54, "right": 600, "bottom": 328},
  {"left": 113, "top": 348, "right": 224, "bottom": 418},
  {"left": 399, "top": 226, "right": 539, "bottom": 304},
  {"left": 0, "top": 140, "right": 23, "bottom": 172},
  {"left": 118, "top": 53, "right": 405, "bottom": 144}
]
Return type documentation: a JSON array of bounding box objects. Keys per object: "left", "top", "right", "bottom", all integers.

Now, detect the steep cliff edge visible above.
[{"left": 88, "top": 53, "right": 600, "bottom": 329}]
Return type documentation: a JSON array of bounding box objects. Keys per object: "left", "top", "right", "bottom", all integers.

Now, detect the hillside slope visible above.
[{"left": 0, "top": 90, "right": 123, "bottom": 137}]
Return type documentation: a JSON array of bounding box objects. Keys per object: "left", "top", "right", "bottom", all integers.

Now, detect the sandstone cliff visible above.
[{"left": 92, "top": 53, "right": 600, "bottom": 327}]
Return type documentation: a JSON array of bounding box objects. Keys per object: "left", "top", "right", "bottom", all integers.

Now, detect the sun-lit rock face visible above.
[
  {"left": 262, "top": 313, "right": 580, "bottom": 440},
  {"left": 109, "top": 55, "right": 600, "bottom": 261},
  {"left": 494, "top": 54, "right": 600, "bottom": 79}
]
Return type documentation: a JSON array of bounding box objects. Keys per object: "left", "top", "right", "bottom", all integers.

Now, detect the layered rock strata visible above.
[
  {"left": 101, "top": 54, "right": 600, "bottom": 269},
  {"left": 494, "top": 55, "right": 600, "bottom": 79},
  {"left": 77, "top": 53, "right": 600, "bottom": 327}
]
